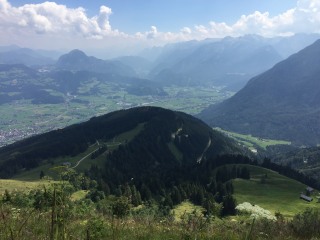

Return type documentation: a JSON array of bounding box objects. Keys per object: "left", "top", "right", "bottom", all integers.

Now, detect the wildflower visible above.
[{"left": 236, "top": 202, "right": 276, "bottom": 221}]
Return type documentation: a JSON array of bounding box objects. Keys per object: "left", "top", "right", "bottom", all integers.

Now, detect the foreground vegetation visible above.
[
  {"left": 1, "top": 163, "right": 320, "bottom": 239},
  {"left": 2, "top": 179, "right": 320, "bottom": 240}
]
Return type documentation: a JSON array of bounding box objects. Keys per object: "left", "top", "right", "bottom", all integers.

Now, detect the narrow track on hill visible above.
[
  {"left": 197, "top": 137, "right": 211, "bottom": 163},
  {"left": 71, "top": 141, "right": 122, "bottom": 169}
]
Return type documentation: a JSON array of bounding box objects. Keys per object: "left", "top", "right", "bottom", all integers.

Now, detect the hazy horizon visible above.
[{"left": 1, "top": 0, "right": 320, "bottom": 58}]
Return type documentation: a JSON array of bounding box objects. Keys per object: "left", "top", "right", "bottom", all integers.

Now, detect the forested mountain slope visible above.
[{"left": 199, "top": 39, "right": 320, "bottom": 146}]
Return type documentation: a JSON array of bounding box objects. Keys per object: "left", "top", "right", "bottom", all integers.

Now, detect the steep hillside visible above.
[
  {"left": 0, "top": 107, "right": 245, "bottom": 179},
  {"left": 272, "top": 146, "right": 320, "bottom": 181},
  {"left": 199, "top": 39, "right": 320, "bottom": 146}
]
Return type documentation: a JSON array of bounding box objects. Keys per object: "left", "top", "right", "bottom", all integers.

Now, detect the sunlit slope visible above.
[{"left": 233, "top": 165, "right": 319, "bottom": 217}]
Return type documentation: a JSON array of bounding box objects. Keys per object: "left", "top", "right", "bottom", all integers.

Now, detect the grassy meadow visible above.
[
  {"left": 215, "top": 127, "right": 291, "bottom": 151},
  {"left": 233, "top": 165, "right": 319, "bottom": 217},
  {"left": 0, "top": 179, "right": 55, "bottom": 194}
]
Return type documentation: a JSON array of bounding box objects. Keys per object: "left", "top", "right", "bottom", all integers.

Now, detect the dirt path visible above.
[
  {"left": 71, "top": 141, "right": 122, "bottom": 169},
  {"left": 197, "top": 137, "right": 211, "bottom": 163}
]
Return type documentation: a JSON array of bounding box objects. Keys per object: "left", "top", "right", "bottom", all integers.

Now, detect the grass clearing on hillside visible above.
[
  {"left": 12, "top": 123, "right": 146, "bottom": 181},
  {"left": 215, "top": 128, "right": 291, "bottom": 150},
  {"left": 0, "top": 179, "right": 55, "bottom": 194},
  {"left": 232, "top": 165, "right": 319, "bottom": 218},
  {"left": 167, "top": 141, "right": 183, "bottom": 162},
  {"left": 70, "top": 190, "right": 89, "bottom": 201}
]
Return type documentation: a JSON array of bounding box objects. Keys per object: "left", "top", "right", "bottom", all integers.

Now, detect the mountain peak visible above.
[
  {"left": 58, "top": 49, "right": 88, "bottom": 62},
  {"left": 55, "top": 49, "right": 136, "bottom": 76},
  {"left": 68, "top": 49, "right": 87, "bottom": 57}
]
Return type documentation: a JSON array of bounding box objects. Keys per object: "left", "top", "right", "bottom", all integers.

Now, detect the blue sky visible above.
[
  {"left": 10, "top": 0, "right": 297, "bottom": 33},
  {"left": 104, "top": 0, "right": 297, "bottom": 33},
  {"left": 1, "top": 0, "right": 320, "bottom": 56}
]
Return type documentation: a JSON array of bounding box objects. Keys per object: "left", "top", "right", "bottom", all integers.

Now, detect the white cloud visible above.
[
  {"left": 1, "top": 0, "right": 320, "bottom": 55},
  {"left": 0, "top": 0, "right": 121, "bottom": 38},
  {"left": 0, "top": 0, "right": 10, "bottom": 12},
  {"left": 146, "top": 26, "right": 158, "bottom": 39},
  {"left": 194, "top": 0, "right": 320, "bottom": 38},
  {"left": 180, "top": 27, "right": 192, "bottom": 35},
  {"left": 133, "top": 0, "right": 320, "bottom": 44}
]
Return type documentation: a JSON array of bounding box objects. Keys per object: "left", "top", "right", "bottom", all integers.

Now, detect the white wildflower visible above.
[{"left": 236, "top": 202, "right": 276, "bottom": 221}]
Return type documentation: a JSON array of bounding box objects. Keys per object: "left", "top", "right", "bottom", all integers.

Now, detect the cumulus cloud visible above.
[
  {"left": 0, "top": 0, "right": 121, "bottom": 38},
  {"left": 180, "top": 27, "right": 192, "bottom": 35},
  {"left": 146, "top": 26, "right": 158, "bottom": 39},
  {"left": 1, "top": 0, "right": 320, "bottom": 53},
  {"left": 132, "top": 0, "right": 320, "bottom": 44},
  {"left": 194, "top": 0, "right": 320, "bottom": 38}
]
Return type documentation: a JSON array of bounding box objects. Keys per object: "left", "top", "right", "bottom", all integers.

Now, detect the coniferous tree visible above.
[
  {"left": 171, "top": 186, "right": 182, "bottom": 205},
  {"left": 240, "top": 167, "right": 250, "bottom": 180},
  {"left": 225, "top": 181, "right": 234, "bottom": 194},
  {"left": 140, "top": 184, "right": 152, "bottom": 201},
  {"left": 164, "top": 194, "right": 173, "bottom": 209},
  {"left": 222, "top": 194, "right": 237, "bottom": 216},
  {"left": 40, "top": 170, "right": 45, "bottom": 179}
]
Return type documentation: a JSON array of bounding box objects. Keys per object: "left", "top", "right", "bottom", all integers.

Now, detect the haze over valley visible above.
[{"left": 1, "top": 33, "right": 320, "bottom": 147}]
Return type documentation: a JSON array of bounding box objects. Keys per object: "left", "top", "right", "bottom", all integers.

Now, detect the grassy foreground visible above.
[{"left": 2, "top": 166, "right": 320, "bottom": 239}]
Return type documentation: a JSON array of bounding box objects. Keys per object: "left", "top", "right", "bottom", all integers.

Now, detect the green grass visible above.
[
  {"left": 70, "top": 190, "right": 89, "bottom": 201},
  {"left": 12, "top": 123, "right": 146, "bottom": 180},
  {"left": 171, "top": 201, "right": 205, "bottom": 222},
  {"left": 232, "top": 165, "right": 320, "bottom": 218},
  {"left": 167, "top": 141, "right": 183, "bottom": 162},
  {"left": 113, "top": 123, "right": 145, "bottom": 143},
  {"left": 1, "top": 84, "right": 232, "bottom": 147},
  {"left": 13, "top": 143, "right": 102, "bottom": 180},
  {"left": 0, "top": 179, "right": 56, "bottom": 194},
  {"left": 215, "top": 128, "right": 291, "bottom": 150}
]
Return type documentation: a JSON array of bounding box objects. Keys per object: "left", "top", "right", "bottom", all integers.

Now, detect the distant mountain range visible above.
[
  {"left": 149, "top": 35, "right": 282, "bottom": 90},
  {"left": 199, "top": 39, "right": 320, "bottom": 146},
  {"left": 0, "top": 59, "right": 166, "bottom": 106},
  {"left": 114, "top": 56, "right": 153, "bottom": 78},
  {"left": 0, "top": 47, "right": 55, "bottom": 66},
  {"left": 1, "top": 34, "right": 319, "bottom": 90},
  {"left": 146, "top": 34, "right": 320, "bottom": 90}
]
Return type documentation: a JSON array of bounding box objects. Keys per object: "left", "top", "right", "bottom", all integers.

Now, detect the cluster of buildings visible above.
[{"left": 0, "top": 127, "right": 39, "bottom": 147}]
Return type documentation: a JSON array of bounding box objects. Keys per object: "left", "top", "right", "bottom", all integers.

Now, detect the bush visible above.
[
  {"left": 291, "top": 208, "right": 320, "bottom": 238},
  {"left": 111, "top": 196, "right": 130, "bottom": 218}
]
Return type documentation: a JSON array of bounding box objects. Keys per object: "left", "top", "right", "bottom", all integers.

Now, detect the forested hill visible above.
[
  {"left": 199, "top": 39, "right": 320, "bottom": 146},
  {"left": 0, "top": 106, "right": 245, "bottom": 178}
]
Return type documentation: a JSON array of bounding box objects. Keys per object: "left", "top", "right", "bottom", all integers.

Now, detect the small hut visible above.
[
  {"left": 306, "top": 186, "right": 314, "bottom": 193},
  {"left": 300, "top": 194, "right": 313, "bottom": 202}
]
